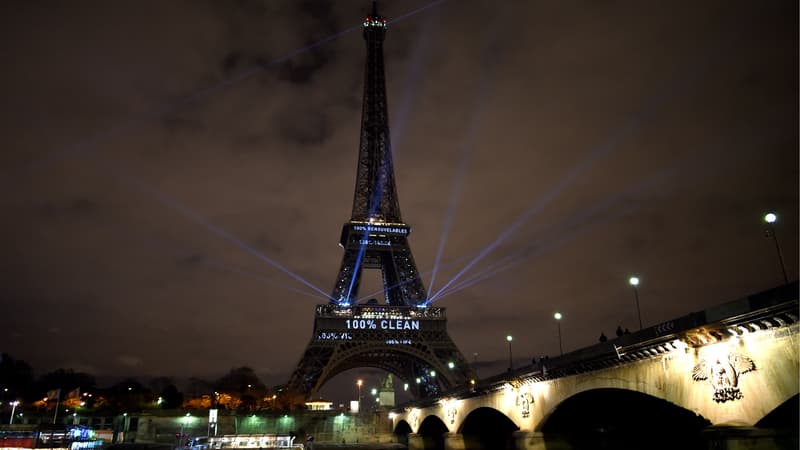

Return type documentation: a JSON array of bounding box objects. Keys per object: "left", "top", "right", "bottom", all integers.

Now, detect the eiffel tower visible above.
[{"left": 286, "top": 3, "right": 473, "bottom": 400}]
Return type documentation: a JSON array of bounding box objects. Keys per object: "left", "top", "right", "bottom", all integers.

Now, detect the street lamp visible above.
[
  {"left": 9, "top": 401, "right": 19, "bottom": 424},
  {"left": 356, "top": 380, "right": 362, "bottom": 413},
  {"left": 506, "top": 335, "right": 513, "bottom": 370},
  {"left": 629, "top": 276, "right": 643, "bottom": 330},
  {"left": 764, "top": 212, "right": 789, "bottom": 284},
  {"left": 554, "top": 313, "right": 563, "bottom": 356},
  {"left": 179, "top": 413, "right": 190, "bottom": 449}
]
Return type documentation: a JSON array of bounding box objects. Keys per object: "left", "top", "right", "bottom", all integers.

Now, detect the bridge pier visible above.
[
  {"left": 513, "top": 431, "right": 570, "bottom": 450},
  {"left": 406, "top": 432, "right": 468, "bottom": 450},
  {"left": 406, "top": 433, "right": 423, "bottom": 450},
  {"left": 443, "top": 432, "right": 465, "bottom": 449},
  {"left": 408, "top": 433, "right": 451, "bottom": 450}
]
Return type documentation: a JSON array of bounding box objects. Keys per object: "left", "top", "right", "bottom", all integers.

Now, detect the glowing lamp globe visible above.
[{"left": 764, "top": 212, "right": 777, "bottom": 224}]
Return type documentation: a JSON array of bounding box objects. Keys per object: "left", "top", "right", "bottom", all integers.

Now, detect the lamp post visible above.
[
  {"left": 178, "top": 413, "right": 190, "bottom": 449},
  {"left": 506, "top": 335, "right": 513, "bottom": 371},
  {"left": 179, "top": 415, "right": 184, "bottom": 449},
  {"left": 554, "top": 313, "right": 563, "bottom": 356},
  {"left": 764, "top": 212, "right": 789, "bottom": 284},
  {"left": 122, "top": 413, "right": 129, "bottom": 443},
  {"left": 356, "top": 380, "right": 362, "bottom": 413},
  {"left": 629, "top": 276, "right": 643, "bottom": 330},
  {"left": 9, "top": 401, "right": 18, "bottom": 424}
]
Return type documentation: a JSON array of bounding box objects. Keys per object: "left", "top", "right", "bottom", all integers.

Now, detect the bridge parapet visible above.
[{"left": 400, "top": 282, "right": 798, "bottom": 400}]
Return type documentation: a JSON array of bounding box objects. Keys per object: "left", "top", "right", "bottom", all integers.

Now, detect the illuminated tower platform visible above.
[{"left": 289, "top": 304, "right": 472, "bottom": 398}]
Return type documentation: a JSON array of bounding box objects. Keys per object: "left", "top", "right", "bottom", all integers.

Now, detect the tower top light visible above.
[
  {"left": 363, "top": 14, "right": 387, "bottom": 28},
  {"left": 363, "top": 1, "right": 387, "bottom": 29}
]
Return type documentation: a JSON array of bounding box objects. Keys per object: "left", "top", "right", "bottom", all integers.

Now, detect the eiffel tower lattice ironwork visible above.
[{"left": 286, "top": 4, "right": 473, "bottom": 400}]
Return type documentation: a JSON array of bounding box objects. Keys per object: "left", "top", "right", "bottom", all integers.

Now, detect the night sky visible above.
[{"left": 1, "top": 0, "right": 797, "bottom": 402}]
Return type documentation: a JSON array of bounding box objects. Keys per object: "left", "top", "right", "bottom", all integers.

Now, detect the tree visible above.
[
  {"left": 185, "top": 377, "right": 214, "bottom": 399},
  {"left": 213, "top": 367, "right": 267, "bottom": 412},
  {"left": 148, "top": 377, "right": 175, "bottom": 395},
  {"left": 214, "top": 367, "right": 265, "bottom": 393},
  {"left": 159, "top": 384, "right": 184, "bottom": 409},
  {"left": 102, "top": 378, "right": 151, "bottom": 413},
  {"left": 36, "top": 368, "right": 96, "bottom": 399},
  {"left": 0, "top": 353, "right": 34, "bottom": 401}
]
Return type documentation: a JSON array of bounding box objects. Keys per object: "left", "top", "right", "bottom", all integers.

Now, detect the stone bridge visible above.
[{"left": 390, "top": 282, "right": 798, "bottom": 449}]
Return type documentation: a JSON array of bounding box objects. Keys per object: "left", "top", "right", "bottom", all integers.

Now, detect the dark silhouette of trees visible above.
[
  {"left": 100, "top": 379, "right": 152, "bottom": 414},
  {"left": 185, "top": 377, "right": 214, "bottom": 399},
  {"left": 214, "top": 367, "right": 265, "bottom": 393},
  {"left": 0, "top": 355, "right": 294, "bottom": 417},
  {"left": 159, "top": 384, "right": 184, "bottom": 409},
  {"left": 212, "top": 367, "right": 268, "bottom": 412},
  {"left": 36, "top": 368, "right": 96, "bottom": 399},
  {"left": 0, "top": 353, "right": 34, "bottom": 401},
  {"left": 149, "top": 377, "right": 183, "bottom": 409},
  {"left": 148, "top": 377, "right": 174, "bottom": 394}
]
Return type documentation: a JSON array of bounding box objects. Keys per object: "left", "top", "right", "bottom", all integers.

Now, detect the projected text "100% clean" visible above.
[{"left": 346, "top": 319, "right": 420, "bottom": 330}]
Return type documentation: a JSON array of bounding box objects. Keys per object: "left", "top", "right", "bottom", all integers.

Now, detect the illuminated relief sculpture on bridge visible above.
[
  {"left": 445, "top": 403, "right": 457, "bottom": 425},
  {"left": 691, "top": 353, "right": 756, "bottom": 403},
  {"left": 408, "top": 409, "right": 420, "bottom": 429},
  {"left": 440, "top": 399, "right": 459, "bottom": 426},
  {"left": 516, "top": 391, "right": 534, "bottom": 418}
]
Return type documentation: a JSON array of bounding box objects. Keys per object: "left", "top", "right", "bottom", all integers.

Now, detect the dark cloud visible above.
[
  {"left": 221, "top": 51, "right": 244, "bottom": 76},
  {"left": 276, "top": 109, "right": 332, "bottom": 145},
  {"left": 163, "top": 116, "right": 206, "bottom": 134},
  {"left": 37, "top": 197, "right": 102, "bottom": 220},
  {"left": 176, "top": 253, "right": 205, "bottom": 267},
  {"left": 277, "top": 49, "right": 330, "bottom": 84}
]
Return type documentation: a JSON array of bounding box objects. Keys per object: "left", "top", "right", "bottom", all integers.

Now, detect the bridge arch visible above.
[
  {"left": 756, "top": 393, "right": 798, "bottom": 429},
  {"left": 393, "top": 419, "right": 413, "bottom": 447},
  {"left": 539, "top": 388, "right": 710, "bottom": 449},
  {"left": 417, "top": 414, "right": 449, "bottom": 450},
  {"left": 458, "top": 406, "right": 519, "bottom": 450}
]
